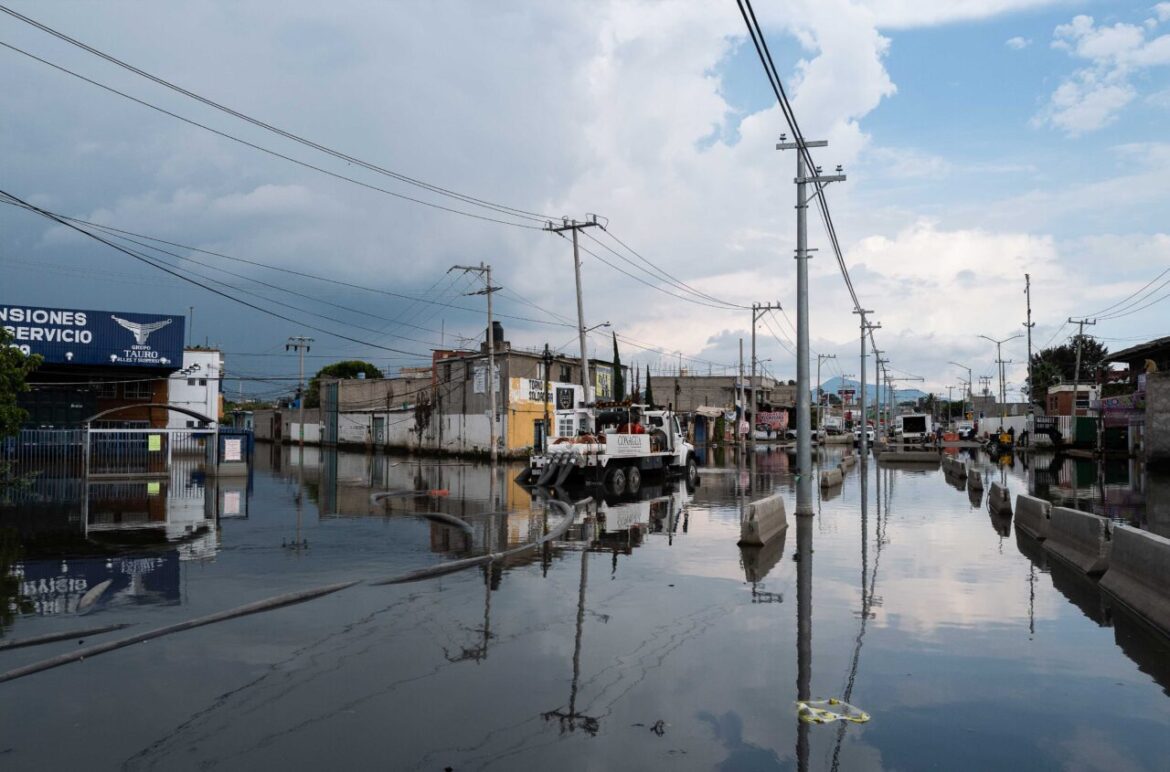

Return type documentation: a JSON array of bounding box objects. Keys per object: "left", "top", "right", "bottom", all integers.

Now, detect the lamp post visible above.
[
  {"left": 949, "top": 361, "right": 972, "bottom": 419},
  {"left": 978, "top": 334, "right": 1023, "bottom": 424}
]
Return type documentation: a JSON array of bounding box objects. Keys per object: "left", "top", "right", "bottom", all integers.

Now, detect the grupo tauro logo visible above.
[{"left": 111, "top": 316, "right": 173, "bottom": 345}]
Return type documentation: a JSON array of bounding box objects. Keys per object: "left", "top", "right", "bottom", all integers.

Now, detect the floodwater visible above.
[{"left": 2, "top": 442, "right": 1170, "bottom": 770}]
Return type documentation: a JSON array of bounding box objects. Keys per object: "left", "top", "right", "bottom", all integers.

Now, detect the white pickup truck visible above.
[{"left": 520, "top": 405, "right": 698, "bottom": 495}]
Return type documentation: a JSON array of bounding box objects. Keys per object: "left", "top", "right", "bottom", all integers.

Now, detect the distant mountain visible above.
[{"left": 818, "top": 375, "right": 927, "bottom": 403}]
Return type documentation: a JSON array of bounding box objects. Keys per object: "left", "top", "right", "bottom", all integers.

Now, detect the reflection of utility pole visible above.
[
  {"left": 795, "top": 509, "right": 813, "bottom": 771},
  {"left": 444, "top": 564, "right": 494, "bottom": 663},
  {"left": 543, "top": 549, "right": 600, "bottom": 735},
  {"left": 450, "top": 263, "right": 501, "bottom": 467},
  {"left": 545, "top": 216, "right": 603, "bottom": 433}
]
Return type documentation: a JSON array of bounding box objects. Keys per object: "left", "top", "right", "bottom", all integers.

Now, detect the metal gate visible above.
[{"left": 85, "top": 428, "right": 216, "bottom": 478}]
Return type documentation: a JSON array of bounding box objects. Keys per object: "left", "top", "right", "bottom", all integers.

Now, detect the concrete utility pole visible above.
[
  {"left": 1068, "top": 317, "right": 1097, "bottom": 417},
  {"left": 979, "top": 333, "right": 1022, "bottom": 423},
  {"left": 750, "top": 302, "right": 782, "bottom": 452},
  {"left": 545, "top": 216, "right": 602, "bottom": 432},
  {"left": 1024, "top": 274, "right": 1036, "bottom": 411},
  {"left": 853, "top": 309, "right": 879, "bottom": 456},
  {"left": 286, "top": 336, "right": 313, "bottom": 450},
  {"left": 450, "top": 263, "right": 501, "bottom": 465},
  {"left": 778, "top": 134, "right": 845, "bottom": 515},
  {"left": 874, "top": 355, "right": 888, "bottom": 438},
  {"left": 542, "top": 344, "right": 553, "bottom": 452},
  {"left": 738, "top": 338, "right": 745, "bottom": 453},
  {"left": 816, "top": 353, "right": 837, "bottom": 435}
]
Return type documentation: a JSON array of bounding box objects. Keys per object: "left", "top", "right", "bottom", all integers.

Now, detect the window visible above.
[
  {"left": 186, "top": 420, "right": 196, "bottom": 428},
  {"left": 96, "top": 382, "right": 118, "bottom": 399},
  {"left": 199, "top": 378, "right": 207, "bottom": 386},
  {"left": 558, "top": 417, "right": 575, "bottom": 437},
  {"left": 559, "top": 364, "right": 572, "bottom": 383},
  {"left": 124, "top": 381, "right": 152, "bottom": 400},
  {"left": 188, "top": 378, "right": 197, "bottom": 386}
]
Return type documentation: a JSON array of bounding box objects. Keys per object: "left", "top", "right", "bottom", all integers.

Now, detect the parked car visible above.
[{"left": 853, "top": 426, "right": 875, "bottom": 445}]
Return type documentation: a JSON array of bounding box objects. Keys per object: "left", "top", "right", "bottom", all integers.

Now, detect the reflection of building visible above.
[{"left": 5, "top": 304, "right": 185, "bottom": 428}]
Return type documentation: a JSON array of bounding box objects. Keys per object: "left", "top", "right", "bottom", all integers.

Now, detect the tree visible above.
[
  {"left": 611, "top": 332, "right": 625, "bottom": 401},
  {"left": 1025, "top": 335, "right": 1109, "bottom": 404},
  {"left": 643, "top": 364, "right": 654, "bottom": 407},
  {"left": 0, "top": 327, "right": 42, "bottom": 438},
  {"left": 306, "top": 360, "right": 382, "bottom": 407}
]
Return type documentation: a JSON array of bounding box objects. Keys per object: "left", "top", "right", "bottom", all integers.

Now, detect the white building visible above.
[{"left": 168, "top": 348, "right": 224, "bottom": 428}]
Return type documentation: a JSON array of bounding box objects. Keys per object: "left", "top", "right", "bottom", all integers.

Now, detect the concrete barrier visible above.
[
  {"left": 1100, "top": 526, "right": 1170, "bottom": 636},
  {"left": 1015, "top": 495, "right": 1052, "bottom": 540},
  {"left": 839, "top": 454, "right": 856, "bottom": 468},
  {"left": 879, "top": 451, "right": 940, "bottom": 464},
  {"left": 967, "top": 470, "right": 984, "bottom": 491},
  {"left": 738, "top": 493, "right": 789, "bottom": 546},
  {"left": 1043, "top": 507, "right": 1112, "bottom": 575},
  {"left": 987, "top": 482, "right": 1012, "bottom": 515},
  {"left": 820, "top": 468, "right": 843, "bottom": 488}
]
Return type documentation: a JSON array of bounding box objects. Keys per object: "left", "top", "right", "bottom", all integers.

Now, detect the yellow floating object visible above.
[{"left": 797, "top": 698, "right": 871, "bottom": 725}]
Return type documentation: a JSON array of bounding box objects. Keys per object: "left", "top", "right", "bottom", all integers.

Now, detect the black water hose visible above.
[
  {"left": 0, "top": 581, "right": 358, "bottom": 685},
  {"left": 0, "top": 622, "right": 132, "bottom": 652},
  {"left": 369, "top": 498, "right": 585, "bottom": 586}
]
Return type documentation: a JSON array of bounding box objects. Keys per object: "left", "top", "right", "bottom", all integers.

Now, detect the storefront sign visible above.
[{"left": 0, "top": 304, "right": 184, "bottom": 367}]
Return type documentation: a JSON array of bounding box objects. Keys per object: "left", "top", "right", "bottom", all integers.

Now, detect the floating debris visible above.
[{"left": 797, "top": 699, "right": 870, "bottom": 725}]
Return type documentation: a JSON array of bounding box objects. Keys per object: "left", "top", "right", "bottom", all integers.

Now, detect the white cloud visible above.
[
  {"left": 1006, "top": 36, "right": 1032, "bottom": 49},
  {"left": 857, "top": 0, "right": 1066, "bottom": 29},
  {"left": 1037, "top": 12, "right": 1170, "bottom": 134},
  {"left": 1156, "top": 3, "right": 1170, "bottom": 24}
]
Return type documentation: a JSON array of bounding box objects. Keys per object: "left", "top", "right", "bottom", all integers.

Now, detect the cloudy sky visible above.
[{"left": 2, "top": 0, "right": 1168, "bottom": 400}]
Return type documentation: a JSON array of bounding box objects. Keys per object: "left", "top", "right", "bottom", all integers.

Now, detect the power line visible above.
[
  {"left": 0, "top": 200, "right": 571, "bottom": 329},
  {"left": 1084, "top": 266, "right": 1170, "bottom": 319},
  {"left": 0, "top": 40, "right": 544, "bottom": 231},
  {"left": 0, "top": 5, "right": 556, "bottom": 224},
  {"left": 1, "top": 188, "right": 436, "bottom": 359}
]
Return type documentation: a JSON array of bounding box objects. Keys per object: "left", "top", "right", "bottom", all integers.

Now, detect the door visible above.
[
  {"left": 533, "top": 419, "right": 546, "bottom": 452},
  {"left": 373, "top": 416, "right": 386, "bottom": 444}
]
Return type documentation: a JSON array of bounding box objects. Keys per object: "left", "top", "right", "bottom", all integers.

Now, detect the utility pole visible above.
[
  {"left": 1024, "top": 274, "right": 1035, "bottom": 411},
  {"left": 979, "top": 333, "right": 1022, "bottom": 424},
  {"left": 1068, "top": 317, "right": 1097, "bottom": 417},
  {"left": 853, "top": 309, "right": 879, "bottom": 456},
  {"left": 286, "top": 336, "right": 313, "bottom": 450},
  {"left": 815, "top": 353, "right": 837, "bottom": 435},
  {"left": 450, "top": 263, "right": 501, "bottom": 465},
  {"left": 545, "top": 216, "right": 602, "bottom": 432},
  {"left": 542, "top": 344, "right": 553, "bottom": 453},
  {"left": 778, "top": 134, "right": 845, "bottom": 515},
  {"left": 738, "top": 338, "right": 745, "bottom": 453},
  {"left": 188, "top": 305, "right": 194, "bottom": 348},
  {"left": 874, "top": 355, "right": 888, "bottom": 439},
  {"left": 750, "top": 302, "right": 782, "bottom": 452}
]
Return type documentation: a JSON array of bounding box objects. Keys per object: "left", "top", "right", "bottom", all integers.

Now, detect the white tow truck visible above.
[{"left": 521, "top": 404, "right": 698, "bottom": 495}]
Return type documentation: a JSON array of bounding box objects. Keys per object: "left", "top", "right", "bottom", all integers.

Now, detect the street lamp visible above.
[{"left": 978, "top": 334, "right": 1023, "bottom": 423}]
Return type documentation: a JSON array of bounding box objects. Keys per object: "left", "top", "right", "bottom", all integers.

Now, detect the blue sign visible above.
[{"left": 0, "top": 304, "right": 184, "bottom": 368}]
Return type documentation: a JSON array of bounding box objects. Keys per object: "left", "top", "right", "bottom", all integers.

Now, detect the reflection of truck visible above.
[
  {"left": 520, "top": 405, "right": 697, "bottom": 495},
  {"left": 895, "top": 413, "right": 932, "bottom": 443}
]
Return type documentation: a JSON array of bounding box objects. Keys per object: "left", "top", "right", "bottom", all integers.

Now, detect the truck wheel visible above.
[
  {"left": 685, "top": 456, "right": 698, "bottom": 487},
  {"left": 606, "top": 466, "right": 627, "bottom": 495},
  {"left": 625, "top": 465, "right": 642, "bottom": 496}
]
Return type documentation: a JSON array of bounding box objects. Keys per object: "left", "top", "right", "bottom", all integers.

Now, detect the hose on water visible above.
[
  {"left": 0, "top": 622, "right": 133, "bottom": 652},
  {"left": 369, "top": 498, "right": 585, "bottom": 586},
  {"left": 1, "top": 498, "right": 587, "bottom": 683},
  {"left": 0, "top": 581, "right": 359, "bottom": 685}
]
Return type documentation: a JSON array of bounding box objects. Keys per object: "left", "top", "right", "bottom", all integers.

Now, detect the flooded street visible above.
[{"left": 3, "top": 444, "right": 1170, "bottom": 771}]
